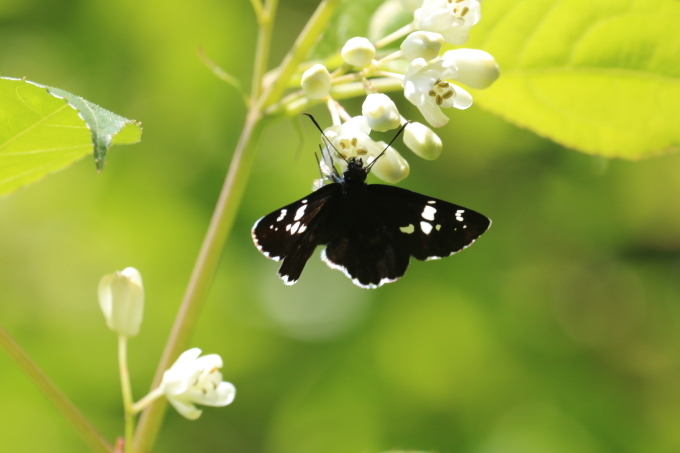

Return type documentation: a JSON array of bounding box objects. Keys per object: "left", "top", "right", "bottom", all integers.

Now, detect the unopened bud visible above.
[
  {"left": 341, "top": 37, "right": 376, "bottom": 68},
  {"left": 369, "top": 145, "right": 410, "bottom": 183},
  {"left": 301, "top": 64, "right": 332, "bottom": 99},
  {"left": 400, "top": 31, "right": 444, "bottom": 62},
  {"left": 444, "top": 49, "right": 500, "bottom": 89},
  {"left": 403, "top": 122, "right": 442, "bottom": 160},
  {"left": 98, "top": 267, "right": 144, "bottom": 337},
  {"left": 362, "top": 94, "right": 401, "bottom": 132}
]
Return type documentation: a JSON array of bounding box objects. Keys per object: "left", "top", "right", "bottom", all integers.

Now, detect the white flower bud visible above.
[
  {"left": 341, "top": 37, "right": 376, "bottom": 68},
  {"left": 369, "top": 145, "right": 410, "bottom": 183},
  {"left": 403, "top": 122, "right": 442, "bottom": 160},
  {"left": 443, "top": 49, "right": 500, "bottom": 89},
  {"left": 301, "top": 64, "right": 332, "bottom": 99},
  {"left": 98, "top": 267, "right": 144, "bottom": 337},
  {"left": 362, "top": 94, "right": 401, "bottom": 132},
  {"left": 400, "top": 31, "right": 444, "bottom": 62}
]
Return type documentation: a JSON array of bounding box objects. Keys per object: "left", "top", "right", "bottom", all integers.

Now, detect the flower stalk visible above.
[{"left": 118, "top": 336, "right": 135, "bottom": 453}]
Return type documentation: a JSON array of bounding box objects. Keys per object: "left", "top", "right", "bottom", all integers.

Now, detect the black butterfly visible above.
[{"left": 251, "top": 132, "right": 491, "bottom": 288}]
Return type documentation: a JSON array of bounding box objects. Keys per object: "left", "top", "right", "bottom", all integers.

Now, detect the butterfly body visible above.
[{"left": 252, "top": 157, "right": 491, "bottom": 288}]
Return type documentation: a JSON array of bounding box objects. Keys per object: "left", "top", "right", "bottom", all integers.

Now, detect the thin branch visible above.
[{"left": 0, "top": 326, "right": 112, "bottom": 453}]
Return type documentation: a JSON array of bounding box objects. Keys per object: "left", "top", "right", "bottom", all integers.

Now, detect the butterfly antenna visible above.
[
  {"left": 303, "top": 113, "right": 348, "bottom": 166},
  {"left": 314, "top": 148, "right": 323, "bottom": 179},
  {"left": 365, "top": 121, "right": 410, "bottom": 173}
]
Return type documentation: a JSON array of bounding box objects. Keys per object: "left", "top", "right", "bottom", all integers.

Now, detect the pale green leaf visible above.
[
  {"left": 0, "top": 77, "right": 142, "bottom": 197},
  {"left": 465, "top": 0, "right": 680, "bottom": 159}
]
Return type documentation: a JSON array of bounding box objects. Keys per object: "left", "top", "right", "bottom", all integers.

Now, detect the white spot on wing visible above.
[
  {"left": 399, "top": 224, "right": 415, "bottom": 234},
  {"left": 294, "top": 204, "right": 307, "bottom": 221},
  {"left": 276, "top": 209, "right": 287, "bottom": 222},
  {"left": 298, "top": 224, "right": 307, "bottom": 233},
  {"left": 422, "top": 205, "right": 437, "bottom": 221},
  {"left": 455, "top": 209, "right": 464, "bottom": 222},
  {"left": 435, "top": 224, "right": 441, "bottom": 231},
  {"left": 279, "top": 273, "right": 297, "bottom": 285},
  {"left": 285, "top": 224, "right": 291, "bottom": 231},
  {"left": 427, "top": 200, "right": 436, "bottom": 205},
  {"left": 420, "top": 221, "right": 433, "bottom": 235},
  {"left": 290, "top": 221, "right": 300, "bottom": 234}
]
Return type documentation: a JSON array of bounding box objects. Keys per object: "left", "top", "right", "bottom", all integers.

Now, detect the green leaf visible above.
[
  {"left": 466, "top": 0, "right": 680, "bottom": 159},
  {"left": 0, "top": 77, "right": 141, "bottom": 197}
]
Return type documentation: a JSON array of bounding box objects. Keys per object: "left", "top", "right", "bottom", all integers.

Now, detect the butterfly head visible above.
[{"left": 343, "top": 157, "right": 369, "bottom": 182}]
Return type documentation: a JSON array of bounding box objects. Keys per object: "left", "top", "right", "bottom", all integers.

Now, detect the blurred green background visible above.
[{"left": 2, "top": 1, "right": 680, "bottom": 452}]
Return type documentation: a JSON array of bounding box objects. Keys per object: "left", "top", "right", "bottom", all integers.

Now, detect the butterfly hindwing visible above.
[
  {"left": 251, "top": 183, "right": 340, "bottom": 284},
  {"left": 321, "top": 223, "right": 411, "bottom": 289},
  {"left": 368, "top": 184, "right": 491, "bottom": 261}
]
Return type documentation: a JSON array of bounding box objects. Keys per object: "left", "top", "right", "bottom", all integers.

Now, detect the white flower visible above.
[
  {"left": 301, "top": 64, "right": 332, "bottom": 99},
  {"left": 160, "top": 348, "right": 235, "bottom": 420},
  {"left": 413, "top": 0, "right": 481, "bottom": 45},
  {"left": 323, "top": 116, "right": 409, "bottom": 183},
  {"left": 403, "top": 57, "right": 472, "bottom": 127},
  {"left": 403, "top": 122, "right": 442, "bottom": 159},
  {"left": 400, "top": 31, "right": 444, "bottom": 62},
  {"left": 341, "top": 37, "right": 376, "bottom": 68},
  {"left": 98, "top": 267, "right": 144, "bottom": 337},
  {"left": 442, "top": 49, "right": 500, "bottom": 89},
  {"left": 368, "top": 144, "right": 410, "bottom": 183},
  {"left": 323, "top": 116, "right": 384, "bottom": 161},
  {"left": 362, "top": 94, "right": 401, "bottom": 132}
]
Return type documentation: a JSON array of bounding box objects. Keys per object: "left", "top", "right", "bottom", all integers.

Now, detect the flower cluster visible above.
[{"left": 297, "top": 0, "right": 499, "bottom": 183}]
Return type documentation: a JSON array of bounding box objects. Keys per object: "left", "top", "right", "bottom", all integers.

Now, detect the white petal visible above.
[
  {"left": 170, "top": 348, "right": 203, "bottom": 369},
  {"left": 161, "top": 348, "right": 204, "bottom": 393},
  {"left": 191, "top": 353, "right": 223, "bottom": 370},
  {"left": 450, "top": 84, "right": 473, "bottom": 109},
  {"left": 97, "top": 274, "right": 114, "bottom": 321},
  {"left": 418, "top": 101, "right": 449, "bottom": 128},
  {"left": 190, "top": 381, "right": 236, "bottom": 407},
  {"left": 167, "top": 398, "right": 202, "bottom": 420}
]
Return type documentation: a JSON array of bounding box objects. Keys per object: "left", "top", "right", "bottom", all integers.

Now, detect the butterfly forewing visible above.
[
  {"left": 367, "top": 184, "right": 491, "bottom": 261},
  {"left": 251, "top": 184, "right": 340, "bottom": 284}
]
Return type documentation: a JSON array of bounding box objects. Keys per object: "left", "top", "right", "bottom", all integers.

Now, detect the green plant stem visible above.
[
  {"left": 259, "top": 0, "right": 344, "bottom": 110},
  {"left": 131, "top": 106, "right": 266, "bottom": 453},
  {"left": 132, "top": 0, "right": 343, "bottom": 451},
  {"left": 0, "top": 325, "right": 112, "bottom": 453},
  {"left": 118, "top": 336, "right": 134, "bottom": 453},
  {"left": 248, "top": 0, "right": 265, "bottom": 22},
  {"left": 251, "top": 0, "right": 278, "bottom": 100},
  {"left": 270, "top": 77, "right": 404, "bottom": 117}
]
